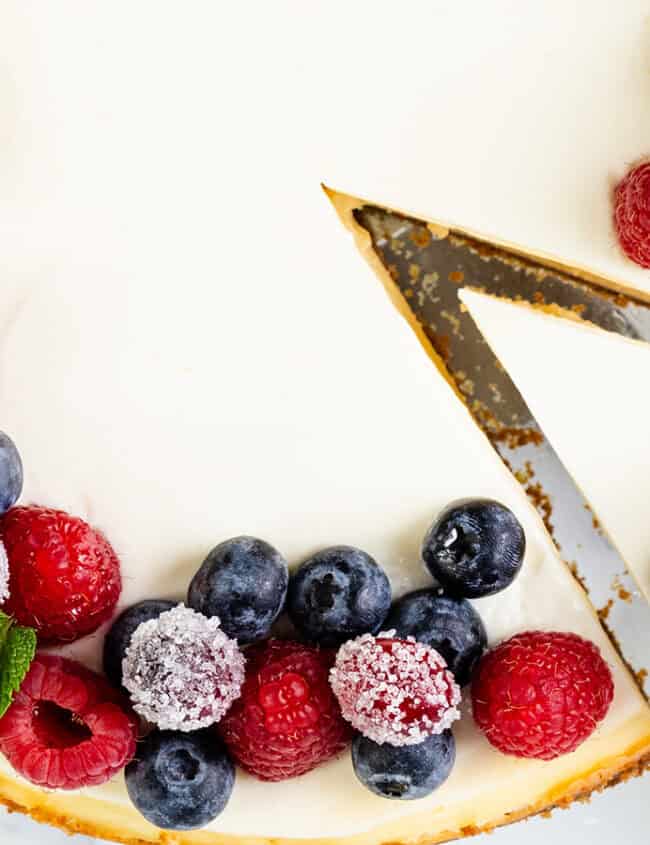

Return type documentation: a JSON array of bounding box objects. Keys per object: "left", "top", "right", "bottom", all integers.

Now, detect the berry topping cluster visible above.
[
  {"left": 422, "top": 499, "right": 525, "bottom": 598},
  {"left": 125, "top": 730, "right": 235, "bottom": 831},
  {"left": 330, "top": 634, "right": 460, "bottom": 746},
  {"left": 0, "top": 654, "right": 137, "bottom": 790},
  {"left": 472, "top": 630, "right": 614, "bottom": 760},
  {"left": 352, "top": 730, "right": 455, "bottom": 800},
  {"left": 103, "top": 600, "right": 177, "bottom": 690},
  {"left": 2, "top": 506, "right": 122, "bottom": 643},
  {"left": 189, "top": 536, "right": 288, "bottom": 644},
  {"left": 614, "top": 161, "right": 650, "bottom": 268},
  {"left": 0, "top": 542, "right": 9, "bottom": 605},
  {"left": 0, "top": 432, "right": 22, "bottom": 517},
  {"left": 385, "top": 590, "right": 486, "bottom": 686},
  {"left": 122, "top": 605, "right": 245, "bottom": 732},
  {"left": 0, "top": 436, "right": 617, "bottom": 833},
  {"left": 219, "top": 639, "right": 351, "bottom": 781},
  {"left": 287, "top": 545, "right": 391, "bottom": 647}
]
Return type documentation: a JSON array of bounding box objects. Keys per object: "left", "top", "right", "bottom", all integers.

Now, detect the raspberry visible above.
[
  {"left": 0, "top": 653, "right": 137, "bottom": 789},
  {"left": 0, "top": 506, "right": 122, "bottom": 643},
  {"left": 219, "top": 639, "right": 351, "bottom": 781},
  {"left": 471, "top": 631, "right": 614, "bottom": 760},
  {"left": 614, "top": 161, "right": 650, "bottom": 268},
  {"left": 122, "top": 604, "right": 245, "bottom": 732},
  {"left": 0, "top": 541, "right": 9, "bottom": 604},
  {"left": 330, "top": 633, "right": 461, "bottom": 746}
]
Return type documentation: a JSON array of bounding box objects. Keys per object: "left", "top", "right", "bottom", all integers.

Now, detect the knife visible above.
[{"left": 325, "top": 187, "right": 650, "bottom": 698}]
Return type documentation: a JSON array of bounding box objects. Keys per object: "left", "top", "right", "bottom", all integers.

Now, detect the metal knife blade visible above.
[{"left": 334, "top": 194, "right": 650, "bottom": 697}]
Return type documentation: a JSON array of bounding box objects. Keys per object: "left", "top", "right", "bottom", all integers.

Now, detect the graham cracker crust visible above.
[{"left": 0, "top": 744, "right": 648, "bottom": 845}]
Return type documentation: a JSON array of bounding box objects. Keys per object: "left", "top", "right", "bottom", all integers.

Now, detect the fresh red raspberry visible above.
[
  {"left": 614, "top": 161, "right": 650, "bottom": 268},
  {"left": 0, "top": 653, "right": 137, "bottom": 789},
  {"left": 0, "top": 506, "right": 122, "bottom": 643},
  {"left": 218, "top": 639, "right": 351, "bottom": 781},
  {"left": 330, "top": 633, "right": 461, "bottom": 746},
  {"left": 471, "top": 631, "right": 614, "bottom": 760}
]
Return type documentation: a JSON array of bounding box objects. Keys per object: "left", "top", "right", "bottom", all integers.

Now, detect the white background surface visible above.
[{"left": 1, "top": 775, "right": 648, "bottom": 844}]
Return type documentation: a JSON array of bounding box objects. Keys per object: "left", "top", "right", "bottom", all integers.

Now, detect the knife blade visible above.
[{"left": 326, "top": 188, "right": 650, "bottom": 697}]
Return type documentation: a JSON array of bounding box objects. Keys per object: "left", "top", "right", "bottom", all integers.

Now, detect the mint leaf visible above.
[
  {"left": 0, "top": 612, "right": 36, "bottom": 719},
  {"left": 0, "top": 612, "right": 12, "bottom": 651}
]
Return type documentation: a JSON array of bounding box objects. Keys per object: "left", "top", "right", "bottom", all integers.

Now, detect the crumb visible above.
[
  {"left": 567, "top": 561, "right": 589, "bottom": 595},
  {"left": 598, "top": 599, "right": 614, "bottom": 622},
  {"left": 525, "top": 481, "right": 554, "bottom": 537},
  {"left": 409, "top": 227, "right": 431, "bottom": 248}
]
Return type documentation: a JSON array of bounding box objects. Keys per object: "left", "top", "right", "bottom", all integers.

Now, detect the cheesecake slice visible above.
[{"left": 460, "top": 290, "right": 650, "bottom": 602}]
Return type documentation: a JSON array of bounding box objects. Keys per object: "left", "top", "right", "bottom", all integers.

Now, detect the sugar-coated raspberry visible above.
[
  {"left": 330, "top": 632, "right": 461, "bottom": 747},
  {"left": 0, "top": 653, "right": 137, "bottom": 789},
  {"left": 122, "top": 604, "right": 245, "bottom": 732},
  {"left": 614, "top": 161, "right": 650, "bottom": 268},
  {"left": 471, "top": 631, "right": 614, "bottom": 760},
  {"left": 219, "top": 639, "right": 352, "bottom": 781},
  {"left": 0, "top": 506, "right": 122, "bottom": 643}
]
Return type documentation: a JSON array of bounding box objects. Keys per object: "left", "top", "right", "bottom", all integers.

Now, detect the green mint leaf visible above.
[
  {"left": 0, "top": 612, "right": 12, "bottom": 652},
  {"left": 0, "top": 618, "right": 37, "bottom": 720}
]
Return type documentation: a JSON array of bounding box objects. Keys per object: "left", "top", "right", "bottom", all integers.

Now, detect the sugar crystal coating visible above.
[
  {"left": 0, "top": 541, "right": 9, "bottom": 604},
  {"left": 330, "top": 631, "right": 461, "bottom": 746},
  {"left": 123, "top": 604, "right": 245, "bottom": 731}
]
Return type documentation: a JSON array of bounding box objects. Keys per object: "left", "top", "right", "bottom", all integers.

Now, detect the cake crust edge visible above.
[{"left": 0, "top": 738, "right": 648, "bottom": 845}]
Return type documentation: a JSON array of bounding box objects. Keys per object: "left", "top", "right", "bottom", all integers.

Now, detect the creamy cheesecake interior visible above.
[{"left": 1, "top": 3, "right": 650, "bottom": 844}]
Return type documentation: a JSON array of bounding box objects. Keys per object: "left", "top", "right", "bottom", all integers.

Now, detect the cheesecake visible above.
[
  {"left": 0, "top": 2, "right": 649, "bottom": 844},
  {"left": 459, "top": 290, "right": 650, "bottom": 603}
]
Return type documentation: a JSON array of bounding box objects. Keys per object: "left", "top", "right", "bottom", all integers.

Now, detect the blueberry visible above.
[
  {"left": 0, "top": 431, "right": 23, "bottom": 515},
  {"left": 103, "top": 600, "right": 176, "bottom": 689},
  {"left": 287, "top": 545, "right": 391, "bottom": 647},
  {"left": 125, "top": 730, "right": 234, "bottom": 831},
  {"left": 385, "top": 589, "right": 486, "bottom": 685},
  {"left": 188, "top": 536, "right": 288, "bottom": 644},
  {"left": 422, "top": 499, "right": 525, "bottom": 598},
  {"left": 352, "top": 731, "right": 455, "bottom": 800}
]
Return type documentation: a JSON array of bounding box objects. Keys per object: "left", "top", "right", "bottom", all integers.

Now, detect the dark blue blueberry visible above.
[
  {"left": 352, "top": 731, "right": 456, "bottom": 800},
  {"left": 287, "top": 545, "right": 391, "bottom": 647},
  {"left": 385, "top": 589, "right": 486, "bottom": 685},
  {"left": 0, "top": 431, "right": 23, "bottom": 515},
  {"left": 422, "top": 499, "right": 525, "bottom": 599},
  {"left": 125, "top": 730, "right": 234, "bottom": 831},
  {"left": 188, "top": 536, "right": 288, "bottom": 644},
  {"left": 103, "top": 599, "right": 176, "bottom": 689}
]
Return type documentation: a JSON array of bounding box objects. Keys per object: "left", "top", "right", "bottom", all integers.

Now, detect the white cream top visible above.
[{"left": 0, "top": 1, "right": 648, "bottom": 838}]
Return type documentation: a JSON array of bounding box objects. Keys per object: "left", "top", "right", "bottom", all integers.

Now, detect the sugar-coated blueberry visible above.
[
  {"left": 103, "top": 599, "right": 176, "bottom": 689},
  {"left": 188, "top": 536, "right": 288, "bottom": 645},
  {"left": 0, "top": 431, "right": 23, "bottom": 515},
  {"left": 422, "top": 499, "right": 525, "bottom": 598},
  {"left": 125, "top": 730, "right": 235, "bottom": 831},
  {"left": 385, "top": 589, "right": 487, "bottom": 685},
  {"left": 287, "top": 545, "right": 391, "bottom": 647},
  {"left": 352, "top": 731, "right": 456, "bottom": 800}
]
